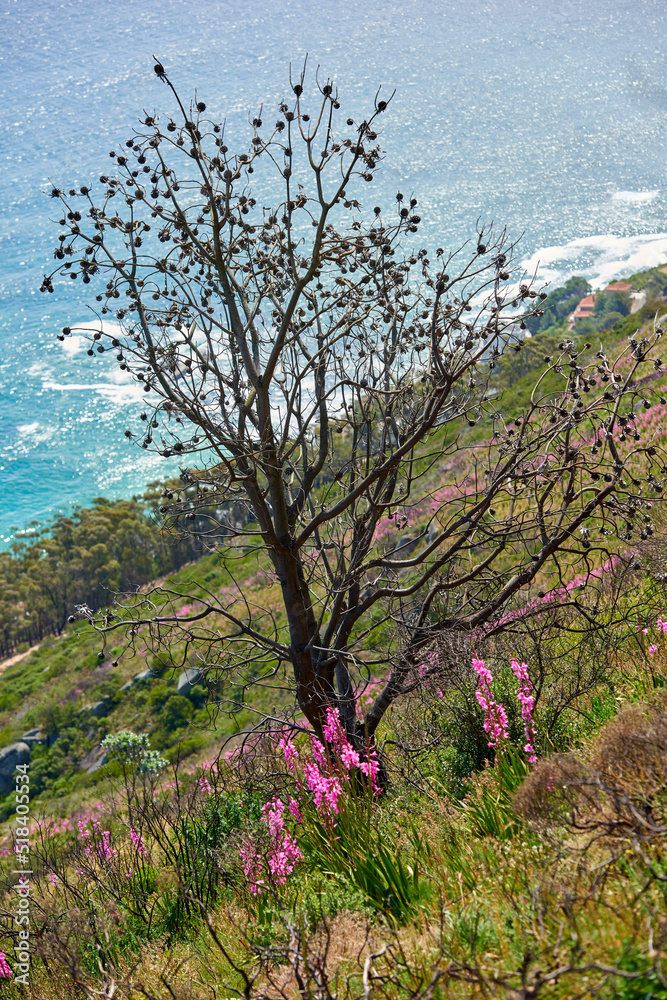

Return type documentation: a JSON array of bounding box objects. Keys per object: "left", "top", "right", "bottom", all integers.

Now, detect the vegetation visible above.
[
  {"left": 0, "top": 296, "right": 665, "bottom": 993},
  {"left": 0, "top": 493, "right": 202, "bottom": 658},
  {"left": 524, "top": 274, "right": 591, "bottom": 335},
  {"left": 0, "top": 593, "right": 665, "bottom": 998},
  {"left": 0, "top": 66, "right": 664, "bottom": 998}
]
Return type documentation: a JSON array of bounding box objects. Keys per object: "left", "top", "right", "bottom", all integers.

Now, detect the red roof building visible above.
[
  {"left": 604, "top": 280, "right": 632, "bottom": 293},
  {"left": 572, "top": 294, "right": 596, "bottom": 321}
]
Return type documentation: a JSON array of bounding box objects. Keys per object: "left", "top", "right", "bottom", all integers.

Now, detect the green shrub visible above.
[
  {"left": 147, "top": 683, "right": 172, "bottom": 712},
  {"left": 101, "top": 730, "right": 167, "bottom": 774},
  {"left": 161, "top": 695, "right": 193, "bottom": 731}
]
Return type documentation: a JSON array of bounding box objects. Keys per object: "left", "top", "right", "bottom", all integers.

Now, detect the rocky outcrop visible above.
[
  {"left": 21, "top": 728, "right": 45, "bottom": 747},
  {"left": 176, "top": 667, "right": 204, "bottom": 697},
  {"left": 133, "top": 668, "right": 157, "bottom": 683},
  {"left": 79, "top": 697, "right": 112, "bottom": 719},
  {"left": 79, "top": 745, "right": 108, "bottom": 774},
  {"left": 89, "top": 699, "right": 112, "bottom": 718},
  {"left": 0, "top": 742, "right": 31, "bottom": 796},
  {"left": 119, "top": 669, "right": 157, "bottom": 694}
]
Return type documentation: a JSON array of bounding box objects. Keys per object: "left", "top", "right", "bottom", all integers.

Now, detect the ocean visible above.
[{"left": 1, "top": 0, "right": 667, "bottom": 545}]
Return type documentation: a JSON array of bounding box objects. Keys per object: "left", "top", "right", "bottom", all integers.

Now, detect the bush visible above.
[{"left": 160, "top": 695, "right": 194, "bottom": 731}]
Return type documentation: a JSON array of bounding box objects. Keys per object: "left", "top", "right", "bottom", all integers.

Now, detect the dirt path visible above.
[{"left": 0, "top": 643, "right": 42, "bottom": 676}]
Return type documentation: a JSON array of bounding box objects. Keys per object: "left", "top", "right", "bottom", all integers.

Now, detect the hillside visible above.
[
  {"left": 0, "top": 268, "right": 666, "bottom": 997},
  {"left": 0, "top": 266, "right": 666, "bottom": 815}
]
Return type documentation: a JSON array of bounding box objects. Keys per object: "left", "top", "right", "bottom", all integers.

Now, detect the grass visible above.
[{"left": 0, "top": 607, "right": 664, "bottom": 998}]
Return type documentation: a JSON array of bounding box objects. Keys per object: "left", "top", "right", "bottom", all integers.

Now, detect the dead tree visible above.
[{"left": 43, "top": 63, "right": 667, "bottom": 746}]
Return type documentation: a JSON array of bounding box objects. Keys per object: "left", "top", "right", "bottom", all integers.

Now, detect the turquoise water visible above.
[{"left": 1, "top": 0, "right": 667, "bottom": 544}]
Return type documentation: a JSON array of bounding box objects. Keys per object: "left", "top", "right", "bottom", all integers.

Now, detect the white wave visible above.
[
  {"left": 26, "top": 361, "right": 52, "bottom": 377},
  {"left": 520, "top": 232, "right": 667, "bottom": 291},
  {"left": 106, "top": 367, "right": 134, "bottom": 385},
  {"left": 42, "top": 379, "right": 144, "bottom": 402},
  {"left": 60, "top": 335, "right": 86, "bottom": 355},
  {"left": 611, "top": 190, "right": 660, "bottom": 203},
  {"left": 68, "top": 318, "right": 125, "bottom": 337},
  {"left": 57, "top": 319, "right": 126, "bottom": 357},
  {"left": 42, "top": 381, "right": 103, "bottom": 391},
  {"left": 15, "top": 421, "right": 56, "bottom": 445},
  {"left": 94, "top": 384, "right": 144, "bottom": 402}
]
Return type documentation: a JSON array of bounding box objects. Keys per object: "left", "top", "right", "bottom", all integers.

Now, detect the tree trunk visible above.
[{"left": 273, "top": 546, "right": 333, "bottom": 734}]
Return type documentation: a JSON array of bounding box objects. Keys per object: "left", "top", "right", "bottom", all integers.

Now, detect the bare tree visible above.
[{"left": 43, "top": 63, "right": 666, "bottom": 747}]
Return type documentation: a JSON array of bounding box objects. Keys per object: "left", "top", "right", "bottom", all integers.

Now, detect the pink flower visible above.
[
  {"left": 648, "top": 643, "right": 658, "bottom": 656},
  {"left": 129, "top": 828, "right": 146, "bottom": 855},
  {"left": 262, "top": 798, "right": 286, "bottom": 838},
  {"left": 359, "top": 745, "right": 381, "bottom": 794},
  {"left": 341, "top": 743, "right": 361, "bottom": 770},
  {"left": 198, "top": 775, "right": 213, "bottom": 795},
  {"left": 278, "top": 736, "right": 299, "bottom": 771},
  {"left": 240, "top": 842, "right": 264, "bottom": 896},
  {"left": 267, "top": 830, "right": 301, "bottom": 881},
  {"left": 288, "top": 798, "right": 302, "bottom": 822},
  {"left": 0, "top": 952, "right": 11, "bottom": 978},
  {"left": 302, "top": 761, "right": 343, "bottom": 814},
  {"left": 47, "top": 872, "right": 59, "bottom": 885},
  {"left": 241, "top": 798, "right": 302, "bottom": 895},
  {"left": 511, "top": 658, "right": 537, "bottom": 764},
  {"left": 323, "top": 706, "right": 341, "bottom": 745},
  {"left": 473, "top": 657, "right": 509, "bottom": 749}
]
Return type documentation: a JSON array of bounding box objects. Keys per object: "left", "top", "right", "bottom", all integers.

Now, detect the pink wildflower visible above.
[
  {"left": 240, "top": 842, "right": 264, "bottom": 896},
  {"left": 267, "top": 829, "right": 301, "bottom": 881},
  {"left": 198, "top": 775, "right": 213, "bottom": 795},
  {"left": 322, "top": 705, "right": 380, "bottom": 789},
  {"left": 511, "top": 658, "right": 538, "bottom": 764},
  {"left": 0, "top": 952, "right": 11, "bottom": 978},
  {"left": 341, "top": 743, "right": 361, "bottom": 770},
  {"left": 323, "top": 705, "right": 341, "bottom": 745},
  {"left": 278, "top": 736, "right": 299, "bottom": 771},
  {"left": 241, "top": 798, "right": 302, "bottom": 895},
  {"left": 648, "top": 643, "right": 658, "bottom": 656},
  {"left": 262, "top": 798, "right": 286, "bottom": 838},
  {"left": 302, "top": 760, "right": 343, "bottom": 814},
  {"left": 310, "top": 735, "right": 328, "bottom": 768},
  {"left": 129, "top": 828, "right": 146, "bottom": 855},
  {"left": 359, "top": 744, "right": 381, "bottom": 794},
  {"left": 47, "top": 872, "right": 59, "bottom": 885},
  {"left": 472, "top": 657, "right": 509, "bottom": 749},
  {"left": 288, "top": 798, "right": 302, "bottom": 822}
]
